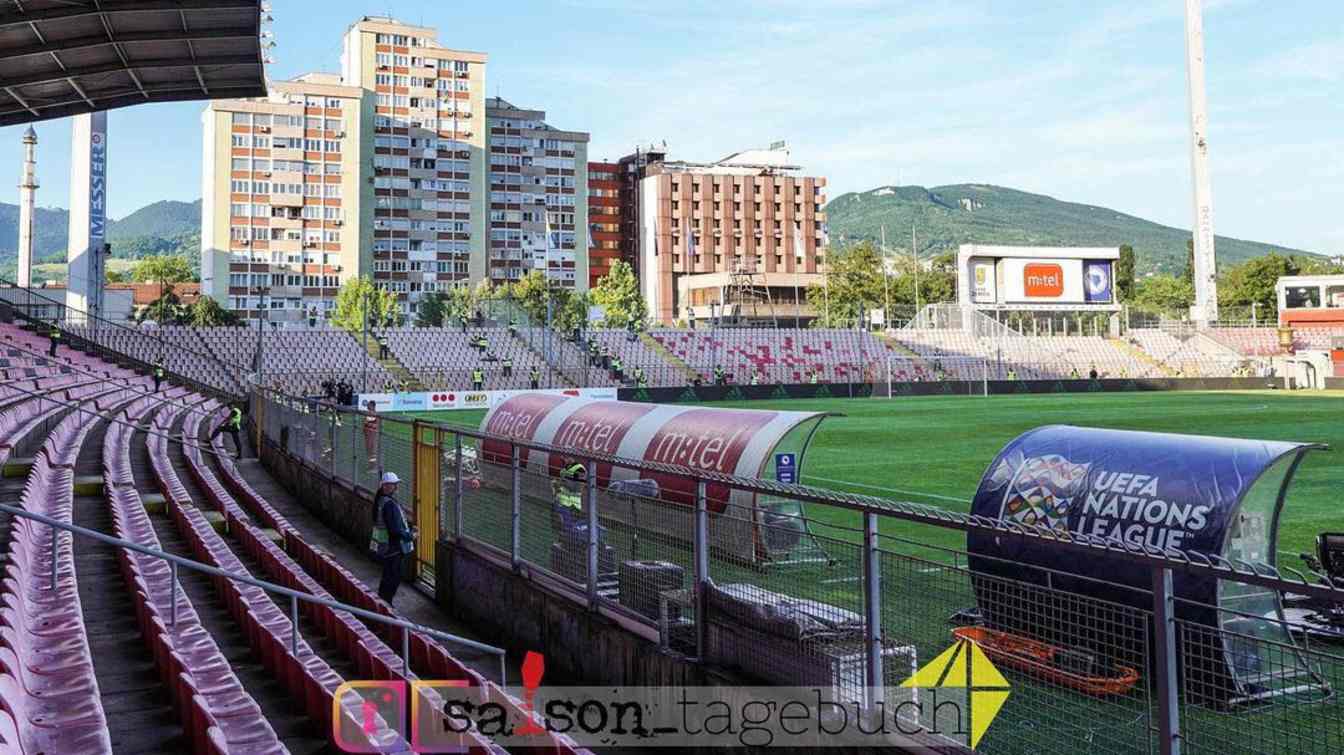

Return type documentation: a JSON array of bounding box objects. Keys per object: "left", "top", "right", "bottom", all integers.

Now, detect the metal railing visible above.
[
  {"left": 1, "top": 278, "right": 248, "bottom": 400},
  {"left": 254, "top": 385, "right": 1344, "bottom": 755},
  {"left": 0, "top": 500, "right": 507, "bottom": 685}
]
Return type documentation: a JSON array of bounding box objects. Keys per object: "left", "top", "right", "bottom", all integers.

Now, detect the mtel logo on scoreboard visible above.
[
  {"left": 957, "top": 244, "right": 1120, "bottom": 308},
  {"left": 1022, "top": 263, "right": 1065, "bottom": 298}
]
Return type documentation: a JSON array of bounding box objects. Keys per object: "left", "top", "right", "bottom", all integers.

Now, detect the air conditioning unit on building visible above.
[{"left": 333, "top": 220, "right": 343, "bottom": 226}]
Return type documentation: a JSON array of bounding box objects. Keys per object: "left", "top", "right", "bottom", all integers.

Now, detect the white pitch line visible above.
[{"left": 804, "top": 474, "right": 972, "bottom": 504}]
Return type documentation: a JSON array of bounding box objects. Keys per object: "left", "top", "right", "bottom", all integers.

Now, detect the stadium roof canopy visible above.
[{"left": 0, "top": 0, "right": 267, "bottom": 127}]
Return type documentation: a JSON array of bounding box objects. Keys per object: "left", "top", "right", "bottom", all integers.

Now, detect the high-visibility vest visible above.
[
  {"left": 556, "top": 489, "right": 582, "bottom": 511},
  {"left": 227, "top": 408, "right": 242, "bottom": 430},
  {"left": 472, "top": 369, "right": 484, "bottom": 382},
  {"left": 154, "top": 366, "right": 165, "bottom": 378}
]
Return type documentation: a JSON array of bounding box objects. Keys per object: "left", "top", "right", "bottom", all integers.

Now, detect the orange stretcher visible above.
[{"left": 952, "top": 626, "right": 1140, "bottom": 696}]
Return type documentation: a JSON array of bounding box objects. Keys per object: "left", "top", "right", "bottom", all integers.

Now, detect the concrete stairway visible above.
[{"left": 360, "top": 332, "right": 423, "bottom": 391}]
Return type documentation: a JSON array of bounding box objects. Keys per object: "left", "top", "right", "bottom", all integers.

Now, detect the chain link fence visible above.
[{"left": 252, "top": 388, "right": 1344, "bottom": 753}]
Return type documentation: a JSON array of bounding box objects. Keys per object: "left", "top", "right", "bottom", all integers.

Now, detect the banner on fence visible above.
[{"left": 359, "top": 386, "right": 618, "bottom": 413}]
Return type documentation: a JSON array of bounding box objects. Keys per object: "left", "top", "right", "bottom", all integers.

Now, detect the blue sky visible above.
[{"left": 2, "top": 0, "right": 1340, "bottom": 253}]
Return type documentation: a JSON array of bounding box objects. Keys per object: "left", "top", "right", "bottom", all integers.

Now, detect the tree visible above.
[
  {"left": 1183, "top": 238, "right": 1195, "bottom": 287},
  {"left": 589, "top": 260, "right": 646, "bottom": 329},
  {"left": 416, "top": 292, "right": 452, "bottom": 327},
  {"left": 133, "top": 255, "right": 194, "bottom": 288},
  {"left": 330, "top": 277, "right": 401, "bottom": 333},
  {"left": 106, "top": 268, "right": 132, "bottom": 284},
  {"left": 1133, "top": 274, "right": 1194, "bottom": 317},
  {"left": 186, "top": 295, "right": 238, "bottom": 327},
  {"left": 1116, "top": 244, "right": 1136, "bottom": 302},
  {"left": 805, "top": 241, "right": 887, "bottom": 327},
  {"left": 506, "top": 270, "right": 551, "bottom": 325},
  {"left": 139, "top": 290, "right": 184, "bottom": 324}
]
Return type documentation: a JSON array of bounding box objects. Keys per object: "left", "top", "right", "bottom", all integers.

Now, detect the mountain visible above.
[
  {"left": 825, "top": 184, "right": 1319, "bottom": 274},
  {"left": 0, "top": 203, "right": 69, "bottom": 261},
  {"left": 0, "top": 198, "right": 201, "bottom": 281},
  {"left": 108, "top": 199, "right": 201, "bottom": 241}
]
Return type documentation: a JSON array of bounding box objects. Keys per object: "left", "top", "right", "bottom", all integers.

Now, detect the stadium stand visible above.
[
  {"left": 1207, "top": 327, "right": 1282, "bottom": 356},
  {"left": 649, "top": 328, "right": 891, "bottom": 384},
  {"left": 0, "top": 320, "right": 590, "bottom": 753},
  {"left": 588, "top": 330, "right": 689, "bottom": 386},
  {"left": 384, "top": 326, "right": 550, "bottom": 390}
]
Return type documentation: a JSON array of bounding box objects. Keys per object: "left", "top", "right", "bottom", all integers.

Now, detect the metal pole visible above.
[
  {"left": 402, "top": 625, "right": 410, "bottom": 677},
  {"left": 912, "top": 221, "right": 920, "bottom": 315},
  {"left": 880, "top": 225, "right": 890, "bottom": 327},
  {"left": 290, "top": 593, "right": 300, "bottom": 656},
  {"left": 694, "top": 479, "right": 709, "bottom": 659},
  {"left": 49, "top": 528, "right": 58, "bottom": 589},
  {"left": 1152, "top": 567, "right": 1182, "bottom": 755},
  {"left": 586, "top": 459, "right": 599, "bottom": 608},
  {"left": 170, "top": 561, "right": 179, "bottom": 627},
  {"left": 453, "top": 433, "right": 464, "bottom": 540},
  {"left": 510, "top": 444, "right": 521, "bottom": 571},
  {"left": 863, "top": 512, "right": 884, "bottom": 711}
]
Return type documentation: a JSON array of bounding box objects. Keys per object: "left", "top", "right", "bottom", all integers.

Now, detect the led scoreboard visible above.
[{"left": 958, "top": 245, "right": 1120, "bottom": 309}]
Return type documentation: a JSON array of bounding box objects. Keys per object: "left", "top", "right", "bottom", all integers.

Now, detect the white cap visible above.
[{"left": 381, "top": 472, "right": 400, "bottom": 485}]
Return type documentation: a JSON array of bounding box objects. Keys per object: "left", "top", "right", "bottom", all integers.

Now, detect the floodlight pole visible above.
[{"left": 1184, "top": 0, "right": 1218, "bottom": 325}]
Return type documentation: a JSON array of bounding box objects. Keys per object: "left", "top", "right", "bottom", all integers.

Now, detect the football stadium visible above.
[{"left": 2, "top": 2, "right": 1343, "bottom": 755}]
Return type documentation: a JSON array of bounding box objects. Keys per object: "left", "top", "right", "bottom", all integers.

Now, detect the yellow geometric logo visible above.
[{"left": 902, "top": 639, "right": 1010, "bottom": 749}]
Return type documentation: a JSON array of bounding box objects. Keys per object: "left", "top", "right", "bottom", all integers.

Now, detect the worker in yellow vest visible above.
[{"left": 208, "top": 404, "right": 245, "bottom": 460}]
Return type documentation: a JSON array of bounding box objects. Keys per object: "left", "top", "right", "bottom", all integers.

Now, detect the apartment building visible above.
[
  {"left": 618, "top": 145, "right": 666, "bottom": 281},
  {"left": 485, "top": 98, "right": 589, "bottom": 289},
  {"left": 341, "top": 17, "right": 488, "bottom": 316},
  {"left": 634, "top": 145, "right": 827, "bottom": 323},
  {"left": 200, "top": 74, "right": 371, "bottom": 324},
  {"left": 587, "top": 161, "right": 620, "bottom": 287}
]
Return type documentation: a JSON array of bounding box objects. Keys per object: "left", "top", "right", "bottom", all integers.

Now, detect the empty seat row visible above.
[
  {"left": 0, "top": 391, "right": 126, "bottom": 754},
  {"left": 103, "top": 393, "right": 285, "bottom": 753}
]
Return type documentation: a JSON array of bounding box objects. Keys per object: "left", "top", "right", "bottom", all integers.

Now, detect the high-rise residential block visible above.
[
  {"left": 201, "top": 74, "right": 371, "bottom": 324},
  {"left": 342, "top": 17, "right": 488, "bottom": 315},
  {"left": 485, "top": 98, "right": 589, "bottom": 289},
  {"left": 587, "top": 160, "right": 620, "bottom": 287}
]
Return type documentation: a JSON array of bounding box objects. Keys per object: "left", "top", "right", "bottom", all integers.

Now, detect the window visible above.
[
  {"left": 252, "top": 136, "right": 270, "bottom": 148},
  {"left": 231, "top": 135, "right": 247, "bottom": 147},
  {"left": 1285, "top": 286, "right": 1322, "bottom": 309},
  {"left": 1327, "top": 286, "right": 1344, "bottom": 308},
  {"left": 231, "top": 112, "right": 249, "bottom": 124}
]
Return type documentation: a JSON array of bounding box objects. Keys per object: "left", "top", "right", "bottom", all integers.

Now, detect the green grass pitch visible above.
[
  {"left": 392, "top": 390, "right": 1344, "bottom": 751},
  {"left": 394, "top": 389, "right": 1344, "bottom": 561}
]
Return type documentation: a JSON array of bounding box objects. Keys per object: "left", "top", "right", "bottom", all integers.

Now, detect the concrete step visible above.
[
  {"left": 73, "top": 474, "right": 104, "bottom": 495},
  {"left": 1, "top": 457, "right": 33, "bottom": 478}
]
